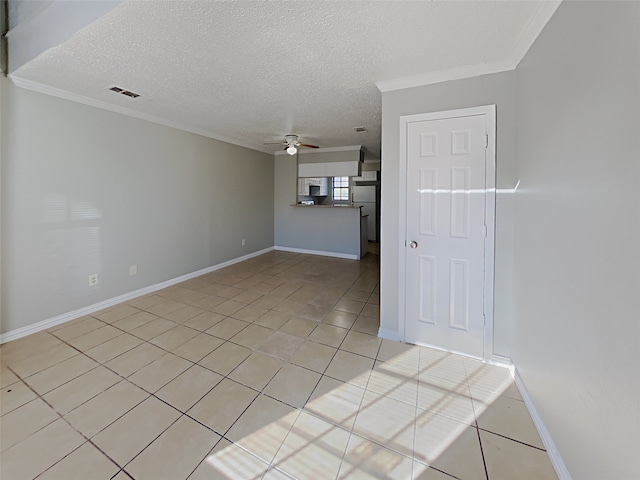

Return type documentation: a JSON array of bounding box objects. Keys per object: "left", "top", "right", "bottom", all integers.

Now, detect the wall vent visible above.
[{"left": 108, "top": 86, "right": 141, "bottom": 98}]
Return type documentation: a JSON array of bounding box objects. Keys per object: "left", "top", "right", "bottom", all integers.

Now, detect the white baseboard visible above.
[
  {"left": 274, "top": 246, "right": 359, "bottom": 260},
  {"left": 0, "top": 247, "right": 274, "bottom": 344},
  {"left": 374, "top": 331, "right": 567, "bottom": 477},
  {"left": 513, "top": 369, "right": 573, "bottom": 480},
  {"left": 488, "top": 352, "right": 513, "bottom": 367}
]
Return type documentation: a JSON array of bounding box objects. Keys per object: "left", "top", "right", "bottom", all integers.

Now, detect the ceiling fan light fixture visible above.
[{"left": 286, "top": 145, "right": 297, "bottom": 155}]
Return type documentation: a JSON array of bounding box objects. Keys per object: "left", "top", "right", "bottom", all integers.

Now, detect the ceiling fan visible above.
[{"left": 264, "top": 134, "right": 319, "bottom": 155}]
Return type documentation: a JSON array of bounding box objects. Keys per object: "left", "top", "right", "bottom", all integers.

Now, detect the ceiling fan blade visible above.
[
  {"left": 263, "top": 142, "right": 287, "bottom": 145},
  {"left": 298, "top": 143, "right": 319, "bottom": 149}
]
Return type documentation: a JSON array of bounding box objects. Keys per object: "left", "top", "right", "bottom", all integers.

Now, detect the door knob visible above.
[{"left": 409, "top": 241, "right": 418, "bottom": 249}]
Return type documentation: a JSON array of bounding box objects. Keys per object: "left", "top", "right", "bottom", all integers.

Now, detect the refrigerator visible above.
[{"left": 352, "top": 185, "right": 378, "bottom": 242}]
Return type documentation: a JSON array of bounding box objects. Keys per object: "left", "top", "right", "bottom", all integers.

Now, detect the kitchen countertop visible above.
[{"left": 290, "top": 203, "right": 363, "bottom": 208}]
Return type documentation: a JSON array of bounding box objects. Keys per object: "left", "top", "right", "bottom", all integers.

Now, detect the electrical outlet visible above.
[
  {"left": 241, "top": 239, "right": 246, "bottom": 246},
  {"left": 88, "top": 273, "right": 99, "bottom": 286},
  {"left": 129, "top": 265, "right": 138, "bottom": 276}
]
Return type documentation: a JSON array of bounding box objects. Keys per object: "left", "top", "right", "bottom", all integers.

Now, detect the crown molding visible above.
[
  {"left": 8, "top": 75, "right": 268, "bottom": 154},
  {"left": 376, "top": 0, "right": 561, "bottom": 93},
  {"left": 375, "top": 60, "right": 516, "bottom": 92},
  {"left": 510, "top": 0, "right": 562, "bottom": 67}
]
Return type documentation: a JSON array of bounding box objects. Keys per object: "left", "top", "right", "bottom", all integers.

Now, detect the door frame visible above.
[{"left": 398, "top": 105, "right": 496, "bottom": 360}]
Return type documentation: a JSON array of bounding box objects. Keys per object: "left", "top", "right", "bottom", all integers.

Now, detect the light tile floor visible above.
[{"left": 0, "top": 251, "right": 557, "bottom": 479}]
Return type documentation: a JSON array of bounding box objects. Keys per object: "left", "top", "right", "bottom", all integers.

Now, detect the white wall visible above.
[
  {"left": 0, "top": 77, "right": 274, "bottom": 334},
  {"left": 511, "top": 2, "right": 639, "bottom": 478},
  {"left": 380, "top": 71, "right": 518, "bottom": 357}
]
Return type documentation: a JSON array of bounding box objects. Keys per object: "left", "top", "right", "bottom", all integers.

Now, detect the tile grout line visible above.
[
  {"left": 241, "top": 271, "right": 379, "bottom": 478},
  {"left": 6, "top": 364, "right": 127, "bottom": 479},
  {"left": 111, "top": 469, "right": 134, "bottom": 479},
  {"left": 476, "top": 424, "right": 491, "bottom": 480},
  {"left": 214, "top": 255, "right": 378, "bottom": 475},
  {"left": 250, "top": 276, "right": 361, "bottom": 477},
  {"left": 20, "top": 331, "right": 228, "bottom": 478},
  {"left": 3, "top": 251, "right": 381, "bottom": 479},
  {"left": 477, "top": 428, "right": 548, "bottom": 452},
  {"left": 412, "top": 344, "right": 423, "bottom": 479},
  {"left": 414, "top": 347, "right": 479, "bottom": 479},
  {"left": 333, "top": 337, "right": 386, "bottom": 478},
  {"left": 84, "top": 265, "right": 380, "bottom": 371},
  {"left": 45, "top": 306, "right": 280, "bottom": 479}
]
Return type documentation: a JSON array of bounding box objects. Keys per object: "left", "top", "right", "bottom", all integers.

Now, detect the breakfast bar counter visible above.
[
  {"left": 289, "top": 203, "right": 363, "bottom": 208},
  {"left": 276, "top": 203, "right": 368, "bottom": 259}
]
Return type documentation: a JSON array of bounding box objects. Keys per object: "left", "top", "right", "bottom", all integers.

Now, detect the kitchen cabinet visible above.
[
  {"left": 298, "top": 178, "right": 309, "bottom": 195},
  {"left": 353, "top": 171, "right": 378, "bottom": 182},
  {"left": 363, "top": 171, "right": 378, "bottom": 181},
  {"left": 298, "top": 160, "right": 361, "bottom": 178},
  {"left": 298, "top": 177, "right": 329, "bottom": 196}
]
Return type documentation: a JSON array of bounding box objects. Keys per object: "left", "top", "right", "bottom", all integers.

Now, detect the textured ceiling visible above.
[{"left": 11, "top": 1, "right": 550, "bottom": 158}]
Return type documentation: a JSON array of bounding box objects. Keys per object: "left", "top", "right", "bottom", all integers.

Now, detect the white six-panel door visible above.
[{"left": 402, "top": 109, "right": 494, "bottom": 358}]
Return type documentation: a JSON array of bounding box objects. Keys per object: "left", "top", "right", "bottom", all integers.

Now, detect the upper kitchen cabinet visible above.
[
  {"left": 298, "top": 177, "right": 329, "bottom": 196},
  {"left": 308, "top": 177, "right": 329, "bottom": 195},
  {"left": 299, "top": 161, "right": 361, "bottom": 177},
  {"left": 297, "top": 146, "right": 363, "bottom": 178},
  {"left": 353, "top": 170, "right": 378, "bottom": 182},
  {"left": 297, "top": 178, "right": 307, "bottom": 196}
]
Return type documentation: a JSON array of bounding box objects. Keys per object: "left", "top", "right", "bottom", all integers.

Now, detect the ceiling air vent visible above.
[
  {"left": 353, "top": 126, "right": 367, "bottom": 133},
  {"left": 108, "top": 85, "right": 141, "bottom": 98}
]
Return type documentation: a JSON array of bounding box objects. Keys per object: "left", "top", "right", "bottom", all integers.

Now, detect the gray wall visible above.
[
  {"left": 0, "top": 77, "right": 274, "bottom": 334},
  {"left": 380, "top": 70, "right": 518, "bottom": 357},
  {"left": 511, "top": 2, "right": 639, "bottom": 478},
  {"left": 274, "top": 154, "right": 361, "bottom": 257}
]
